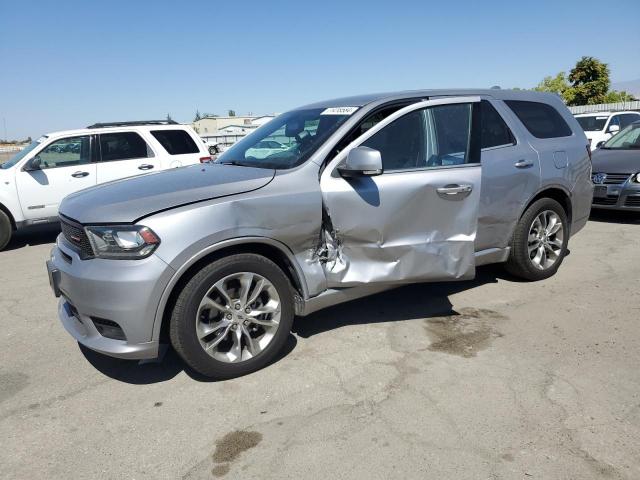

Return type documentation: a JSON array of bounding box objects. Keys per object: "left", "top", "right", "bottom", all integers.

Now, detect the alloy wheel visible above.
[
  {"left": 527, "top": 210, "right": 564, "bottom": 270},
  {"left": 195, "top": 272, "right": 281, "bottom": 363}
]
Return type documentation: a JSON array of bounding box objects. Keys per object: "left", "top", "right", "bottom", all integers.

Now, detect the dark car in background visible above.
[{"left": 591, "top": 121, "right": 640, "bottom": 211}]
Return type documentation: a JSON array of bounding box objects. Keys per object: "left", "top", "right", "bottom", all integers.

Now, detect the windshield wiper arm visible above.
[{"left": 218, "top": 160, "right": 251, "bottom": 166}]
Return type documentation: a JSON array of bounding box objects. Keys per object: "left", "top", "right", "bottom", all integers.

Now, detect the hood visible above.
[
  {"left": 60, "top": 164, "right": 275, "bottom": 224},
  {"left": 591, "top": 148, "right": 640, "bottom": 174}
]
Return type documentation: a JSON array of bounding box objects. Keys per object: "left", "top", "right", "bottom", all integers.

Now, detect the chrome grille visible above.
[
  {"left": 60, "top": 217, "right": 94, "bottom": 258},
  {"left": 593, "top": 173, "right": 632, "bottom": 185}
]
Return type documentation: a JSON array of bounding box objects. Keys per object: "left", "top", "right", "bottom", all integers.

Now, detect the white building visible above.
[{"left": 195, "top": 115, "right": 275, "bottom": 148}]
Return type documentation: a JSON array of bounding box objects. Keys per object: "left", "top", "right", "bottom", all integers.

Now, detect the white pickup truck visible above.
[
  {"left": 0, "top": 120, "right": 211, "bottom": 250},
  {"left": 575, "top": 111, "right": 640, "bottom": 150}
]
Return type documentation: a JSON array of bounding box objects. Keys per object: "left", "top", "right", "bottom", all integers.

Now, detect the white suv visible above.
[
  {"left": 0, "top": 120, "right": 211, "bottom": 250},
  {"left": 575, "top": 111, "right": 640, "bottom": 150}
]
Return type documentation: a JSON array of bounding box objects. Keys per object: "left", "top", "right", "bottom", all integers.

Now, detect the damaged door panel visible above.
[{"left": 319, "top": 97, "right": 482, "bottom": 287}]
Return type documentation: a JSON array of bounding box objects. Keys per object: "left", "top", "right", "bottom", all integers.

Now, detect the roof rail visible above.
[{"left": 86, "top": 120, "right": 179, "bottom": 129}]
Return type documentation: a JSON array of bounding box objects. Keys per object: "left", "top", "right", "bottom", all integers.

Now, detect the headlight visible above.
[
  {"left": 85, "top": 225, "right": 160, "bottom": 259},
  {"left": 633, "top": 173, "right": 640, "bottom": 184}
]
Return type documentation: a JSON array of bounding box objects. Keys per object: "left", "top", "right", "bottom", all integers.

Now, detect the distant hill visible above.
[{"left": 612, "top": 79, "right": 640, "bottom": 98}]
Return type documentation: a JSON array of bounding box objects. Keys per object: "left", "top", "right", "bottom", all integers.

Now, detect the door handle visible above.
[
  {"left": 138, "top": 164, "right": 155, "bottom": 171},
  {"left": 71, "top": 171, "right": 89, "bottom": 178},
  {"left": 436, "top": 184, "right": 473, "bottom": 199},
  {"left": 514, "top": 159, "right": 534, "bottom": 169}
]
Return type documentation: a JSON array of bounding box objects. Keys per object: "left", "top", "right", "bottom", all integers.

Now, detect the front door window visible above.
[{"left": 36, "top": 136, "right": 91, "bottom": 169}]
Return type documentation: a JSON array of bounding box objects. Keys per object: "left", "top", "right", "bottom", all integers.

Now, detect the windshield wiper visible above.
[{"left": 218, "top": 160, "right": 254, "bottom": 167}]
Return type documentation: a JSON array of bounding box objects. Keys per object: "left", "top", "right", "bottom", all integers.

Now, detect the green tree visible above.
[
  {"left": 194, "top": 110, "right": 201, "bottom": 122},
  {"left": 166, "top": 113, "right": 173, "bottom": 122},
  {"left": 533, "top": 72, "right": 576, "bottom": 104},
  {"left": 228, "top": 109, "right": 236, "bottom": 117},
  {"left": 603, "top": 90, "right": 637, "bottom": 103},
  {"left": 567, "top": 56, "right": 610, "bottom": 106}
]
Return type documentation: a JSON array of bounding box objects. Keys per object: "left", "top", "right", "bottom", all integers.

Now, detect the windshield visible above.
[
  {"left": 216, "top": 107, "right": 356, "bottom": 169},
  {"left": 575, "top": 116, "right": 608, "bottom": 132},
  {"left": 602, "top": 122, "right": 640, "bottom": 149},
  {"left": 0, "top": 138, "right": 44, "bottom": 169}
]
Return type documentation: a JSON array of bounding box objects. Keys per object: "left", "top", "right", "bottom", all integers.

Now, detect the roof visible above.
[
  {"left": 295, "top": 89, "right": 562, "bottom": 110},
  {"left": 574, "top": 111, "right": 640, "bottom": 117},
  {"left": 574, "top": 112, "right": 614, "bottom": 117},
  {"left": 43, "top": 123, "right": 192, "bottom": 139}
]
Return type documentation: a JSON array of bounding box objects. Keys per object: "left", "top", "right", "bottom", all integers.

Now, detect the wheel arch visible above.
[
  {"left": 521, "top": 186, "right": 572, "bottom": 231},
  {"left": 0, "top": 201, "right": 17, "bottom": 230},
  {"left": 153, "top": 237, "right": 307, "bottom": 344}
]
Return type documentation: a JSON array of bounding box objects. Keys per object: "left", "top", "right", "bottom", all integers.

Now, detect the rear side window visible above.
[
  {"left": 151, "top": 129, "right": 199, "bottom": 155},
  {"left": 505, "top": 100, "right": 572, "bottom": 139},
  {"left": 99, "top": 132, "right": 153, "bottom": 162},
  {"left": 480, "top": 100, "right": 515, "bottom": 149}
]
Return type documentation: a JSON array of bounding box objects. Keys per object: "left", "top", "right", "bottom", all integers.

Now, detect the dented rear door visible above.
[{"left": 319, "top": 97, "right": 482, "bottom": 287}]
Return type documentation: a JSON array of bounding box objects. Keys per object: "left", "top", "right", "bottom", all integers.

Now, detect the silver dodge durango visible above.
[{"left": 47, "top": 89, "right": 593, "bottom": 378}]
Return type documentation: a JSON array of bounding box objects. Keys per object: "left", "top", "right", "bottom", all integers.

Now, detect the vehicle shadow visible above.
[
  {"left": 81, "top": 264, "right": 513, "bottom": 384},
  {"left": 293, "top": 264, "right": 507, "bottom": 338},
  {"left": 4, "top": 224, "right": 60, "bottom": 251},
  {"left": 588, "top": 209, "right": 640, "bottom": 225},
  {"left": 79, "top": 333, "right": 298, "bottom": 384}
]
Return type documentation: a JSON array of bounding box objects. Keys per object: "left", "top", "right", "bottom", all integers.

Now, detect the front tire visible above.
[
  {"left": 169, "top": 254, "right": 294, "bottom": 379},
  {"left": 505, "top": 198, "right": 569, "bottom": 281},
  {"left": 0, "top": 210, "right": 12, "bottom": 251}
]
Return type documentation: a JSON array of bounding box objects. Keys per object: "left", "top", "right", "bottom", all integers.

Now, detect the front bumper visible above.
[
  {"left": 592, "top": 184, "right": 640, "bottom": 211},
  {"left": 48, "top": 236, "right": 175, "bottom": 360}
]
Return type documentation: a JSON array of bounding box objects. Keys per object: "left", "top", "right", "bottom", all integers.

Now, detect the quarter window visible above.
[
  {"left": 151, "top": 130, "right": 199, "bottom": 155},
  {"left": 480, "top": 100, "right": 515, "bottom": 149},
  {"left": 360, "top": 103, "right": 475, "bottom": 171},
  {"left": 36, "top": 136, "right": 91, "bottom": 169},
  {"left": 99, "top": 132, "right": 153, "bottom": 162},
  {"left": 505, "top": 100, "right": 572, "bottom": 139}
]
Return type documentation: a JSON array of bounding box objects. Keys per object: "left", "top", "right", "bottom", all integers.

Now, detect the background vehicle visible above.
[
  {"left": 591, "top": 120, "right": 640, "bottom": 210},
  {"left": 47, "top": 89, "right": 592, "bottom": 379},
  {"left": 245, "top": 140, "right": 290, "bottom": 159},
  {"left": 203, "top": 140, "right": 226, "bottom": 156},
  {"left": 575, "top": 111, "right": 640, "bottom": 150},
  {"left": 0, "top": 120, "right": 211, "bottom": 250}
]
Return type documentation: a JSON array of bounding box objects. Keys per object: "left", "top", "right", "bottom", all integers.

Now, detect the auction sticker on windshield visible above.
[{"left": 321, "top": 107, "right": 358, "bottom": 115}]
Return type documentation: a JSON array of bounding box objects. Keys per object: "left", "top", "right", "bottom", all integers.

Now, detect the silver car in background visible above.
[
  {"left": 591, "top": 121, "right": 640, "bottom": 210},
  {"left": 47, "top": 89, "right": 593, "bottom": 379}
]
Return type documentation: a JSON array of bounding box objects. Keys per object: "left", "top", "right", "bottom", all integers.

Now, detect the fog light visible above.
[{"left": 91, "top": 317, "right": 126, "bottom": 341}]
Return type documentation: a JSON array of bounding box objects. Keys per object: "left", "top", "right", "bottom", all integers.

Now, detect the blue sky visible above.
[{"left": 1, "top": 0, "right": 639, "bottom": 139}]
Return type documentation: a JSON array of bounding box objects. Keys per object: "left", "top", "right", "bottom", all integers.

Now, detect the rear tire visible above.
[
  {"left": 0, "top": 210, "right": 12, "bottom": 251},
  {"left": 169, "top": 253, "right": 294, "bottom": 379},
  {"left": 505, "top": 198, "right": 569, "bottom": 281}
]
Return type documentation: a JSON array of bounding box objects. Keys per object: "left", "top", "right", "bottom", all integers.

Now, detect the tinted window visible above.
[
  {"left": 575, "top": 116, "right": 608, "bottom": 132},
  {"left": 36, "top": 136, "right": 91, "bottom": 169},
  {"left": 618, "top": 114, "right": 639, "bottom": 129},
  {"left": 361, "top": 103, "right": 474, "bottom": 171},
  {"left": 480, "top": 100, "right": 515, "bottom": 149},
  {"left": 505, "top": 100, "right": 572, "bottom": 138},
  {"left": 151, "top": 130, "right": 199, "bottom": 155},
  {"left": 99, "top": 132, "right": 152, "bottom": 162}
]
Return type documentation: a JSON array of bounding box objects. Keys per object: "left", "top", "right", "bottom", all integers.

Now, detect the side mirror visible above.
[
  {"left": 338, "top": 146, "right": 383, "bottom": 177},
  {"left": 608, "top": 124, "right": 620, "bottom": 134},
  {"left": 596, "top": 141, "right": 606, "bottom": 149},
  {"left": 23, "top": 156, "right": 42, "bottom": 171}
]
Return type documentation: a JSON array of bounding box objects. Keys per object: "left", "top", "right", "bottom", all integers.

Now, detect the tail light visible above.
[{"left": 200, "top": 156, "right": 213, "bottom": 163}]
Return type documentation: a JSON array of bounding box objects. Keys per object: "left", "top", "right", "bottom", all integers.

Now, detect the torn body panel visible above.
[{"left": 319, "top": 165, "right": 482, "bottom": 287}]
